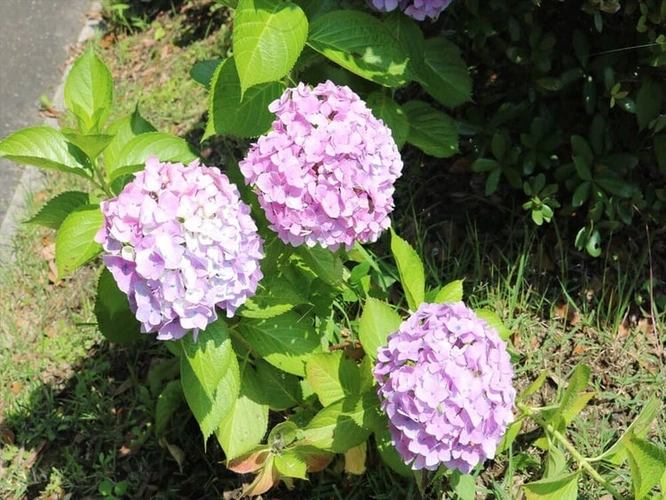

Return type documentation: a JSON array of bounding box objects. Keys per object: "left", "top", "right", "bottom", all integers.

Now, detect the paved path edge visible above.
[{"left": 0, "top": 3, "right": 103, "bottom": 265}]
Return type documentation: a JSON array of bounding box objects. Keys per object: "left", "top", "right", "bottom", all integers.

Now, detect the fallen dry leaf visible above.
[
  {"left": 552, "top": 302, "right": 581, "bottom": 326},
  {"left": 10, "top": 381, "right": 21, "bottom": 395}
]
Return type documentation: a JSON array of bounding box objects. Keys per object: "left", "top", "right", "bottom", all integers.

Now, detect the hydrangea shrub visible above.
[
  {"left": 369, "top": 0, "right": 453, "bottom": 21},
  {"left": 239, "top": 81, "right": 403, "bottom": 250},
  {"left": 374, "top": 301, "right": 516, "bottom": 473},
  {"left": 96, "top": 156, "right": 264, "bottom": 340}
]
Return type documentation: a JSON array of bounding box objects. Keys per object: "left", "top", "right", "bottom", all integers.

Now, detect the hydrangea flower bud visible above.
[
  {"left": 239, "top": 81, "right": 403, "bottom": 251},
  {"left": 96, "top": 156, "right": 264, "bottom": 341},
  {"left": 370, "top": 0, "right": 453, "bottom": 21},
  {"left": 374, "top": 302, "right": 515, "bottom": 473}
]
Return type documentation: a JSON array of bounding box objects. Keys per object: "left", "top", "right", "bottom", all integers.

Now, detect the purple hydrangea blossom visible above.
[
  {"left": 370, "top": 0, "right": 453, "bottom": 21},
  {"left": 374, "top": 302, "right": 515, "bottom": 473},
  {"left": 239, "top": 81, "right": 403, "bottom": 251},
  {"left": 96, "top": 156, "right": 264, "bottom": 341}
]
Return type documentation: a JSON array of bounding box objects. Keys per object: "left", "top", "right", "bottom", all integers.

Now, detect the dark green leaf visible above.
[
  {"left": 417, "top": 37, "right": 472, "bottom": 108},
  {"left": 572, "top": 181, "right": 591, "bottom": 207},
  {"left": 94, "top": 267, "right": 141, "bottom": 344},
  {"left": 308, "top": 11, "right": 409, "bottom": 88},
  {"left": 365, "top": 92, "right": 409, "bottom": 148},
  {"left": 190, "top": 58, "right": 222, "bottom": 89},
  {"left": 255, "top": 359, "right": 302, "bottom": 410},
  {"left": 155, "top": 380, "right": 184, "bottom": 437},
  {"left": 402, "top": 100, "right": 458, "bottom": 158},
  {"left": 26, "top": 191, "right": 90, "bottom": 229},
  {"left": 205, "top": 57, "right": 285, "bottom": 139},
  {"left": 636, "top": 79, "right": 662, "bottom": 130}
]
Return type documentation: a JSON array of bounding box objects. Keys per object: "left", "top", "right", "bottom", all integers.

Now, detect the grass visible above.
[{"left": 1, "top": 0, "right": 665, "bottom": 498}]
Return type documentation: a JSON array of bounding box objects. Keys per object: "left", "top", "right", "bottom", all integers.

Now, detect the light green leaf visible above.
[
  {"left": 110, "top": 133, "right": 198, "bottom": 182},
  {"left": 365, "top": 92, "right": 409, "bottom": 148},
  {"left": 358, "top": 297, "right": 402, "bottom": 361},
  {"left": 518, "top": 371, "right": 549, "bottom": 402},
  {"left": 0, "top": 126, "right": 90, "bottom": 176},
  {"left": 94, "top": 267, "right": 141, "bottom": 344},
  {"left": 434, "top": 279, "right": 464, "bottom": 304},
  {"left": 155, "top": 380, "right": 184, "bottom": 438},
  {"left": 418, "top": 37, "right": 472, "bottom": 108},
  {"left": 390, "top": 228, "right": 425, "bottom": 311},
  {"left": 545, "top": 445, "right": 568, "bottom": 478},
  {"left": 402, "top": 100, "right": 459, "bottom": 158},
  {"left": 104, "top": 108, "right": 156, "bottom": 176},
  {"left": 233, "top": 0, "right": 308, "bottom": 96},
  {"left": 205, "top": 57, "right": 286, "bottom": 139},
  {"left": 475, "top": 308, "right": 511, "bottom": 341},
  {"left": 626, "top": 434, "right": 666, "bottom": 499},
  {"left": 64, "top": 46, "right": 113, "bottom": 133},
  {"left": 254, "top": 359, "right": 302, "bottom": 410},
  {"left": 274, "top": 448, "right": 308, "bottom": 479},
  {"left": 180, "top": 321, "right": 241, "bottom": 441},
  {"left": 303, "top": 392, "right": 382, "bottom": 453},
  {"left": 548, "top": 364, "right": 592, "bottom": 428},
  {"left": 26, "top": 191, "right": 90, "bottom": 229},
  {"left": 496, "top": 418, "right": 523, "bottom": 454},
  {"left": 55, "top": 205, "right": 103, "bottom": 277},
  {"left": 61, "top": 130, "right": 114, "bottom": 160},
  {"left": 237, "top": 312, "right": 320, "bottom": 376},
  {"left": 449, "top": 470, "right": 477, "bottom": 500},
  {"left": 601, "top": 397, "right": 661, "bottom": 465},
  {"left": 306, "top": 351, "right": 361, "bottom": 407},
  {"left": 307, "top": 11, "right": 409, "bottom": 88},
  {"left": 523, "top": 471, "right": 580, "bottom": 499},
  {"left": 216, "top": 365, "right": 269, "bottom": 460}
]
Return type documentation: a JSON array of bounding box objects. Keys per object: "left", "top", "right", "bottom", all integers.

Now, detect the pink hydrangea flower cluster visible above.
[
  {"left": 374, "top": 302, "right": 515, "bottom": 473},
  {"left": 96, "top": 156, "right": 264, "bottom": 341},
  {"left": 239, "top": 81, "right": 403, "bottom": 251},
  {"left": 370, "top": 0, "right": 453, "bottom": 21}
]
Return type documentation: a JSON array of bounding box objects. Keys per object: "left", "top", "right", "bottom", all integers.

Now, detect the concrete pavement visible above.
[{"left": 0, "top": 0, "right": 92, "bottom": 262}]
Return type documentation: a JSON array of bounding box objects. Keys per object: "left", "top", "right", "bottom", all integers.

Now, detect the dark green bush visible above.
[{"left": 444, "top": 0, "right": 666, "bottom": 254}]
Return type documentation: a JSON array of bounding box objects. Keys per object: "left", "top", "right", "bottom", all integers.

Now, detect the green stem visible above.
[
  {"left": 517, "top": 402, "right": 624, "bottom": 500},
  {"left": 91, "top": 159, "right": 114, "bottom": 198}
]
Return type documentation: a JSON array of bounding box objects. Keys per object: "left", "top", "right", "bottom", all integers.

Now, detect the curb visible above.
[{"left": 0, "top": 1, "right": 104, "bottom": 265}]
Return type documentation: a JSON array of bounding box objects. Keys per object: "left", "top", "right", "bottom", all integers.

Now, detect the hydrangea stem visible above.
[{"left": 516, "top": 402, "right": 624, "bottom": 500}]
